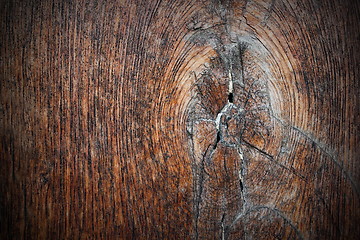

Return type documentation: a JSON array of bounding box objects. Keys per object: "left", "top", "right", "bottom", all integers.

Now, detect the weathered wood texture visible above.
[{"left": 1, "top": 0, "right": 359, "bottom": 239}]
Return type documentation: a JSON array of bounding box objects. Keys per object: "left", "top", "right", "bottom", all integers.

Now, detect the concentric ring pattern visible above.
[{"left": 0, "top": 0, "right": 359, "bottom": 239}]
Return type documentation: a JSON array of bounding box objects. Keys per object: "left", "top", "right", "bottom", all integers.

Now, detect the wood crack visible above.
[{"left": 189, "top": 39, "right": 250, "bottom": 239}]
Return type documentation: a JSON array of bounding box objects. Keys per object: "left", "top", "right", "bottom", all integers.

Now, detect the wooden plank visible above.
[{"left": 0, "top": 0, "right": 359, "bottom": 239}]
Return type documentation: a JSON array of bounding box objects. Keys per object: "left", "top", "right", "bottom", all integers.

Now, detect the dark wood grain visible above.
[{"left": 1, "top": 0, "right": 359, "bottom": 239}]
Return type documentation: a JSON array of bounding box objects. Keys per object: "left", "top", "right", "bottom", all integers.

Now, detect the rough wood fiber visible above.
[{"left": 0, "top": 0, "right": 359, "bottom": 239}]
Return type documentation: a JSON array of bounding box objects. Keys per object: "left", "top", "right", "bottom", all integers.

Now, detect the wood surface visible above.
[{"left": 0, "top": 0, "right": 359, "bottom": 239}]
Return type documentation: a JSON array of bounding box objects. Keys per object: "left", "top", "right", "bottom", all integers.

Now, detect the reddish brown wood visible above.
[{"left": 0, "top": 0, "right": 359, "bottom": 239}]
